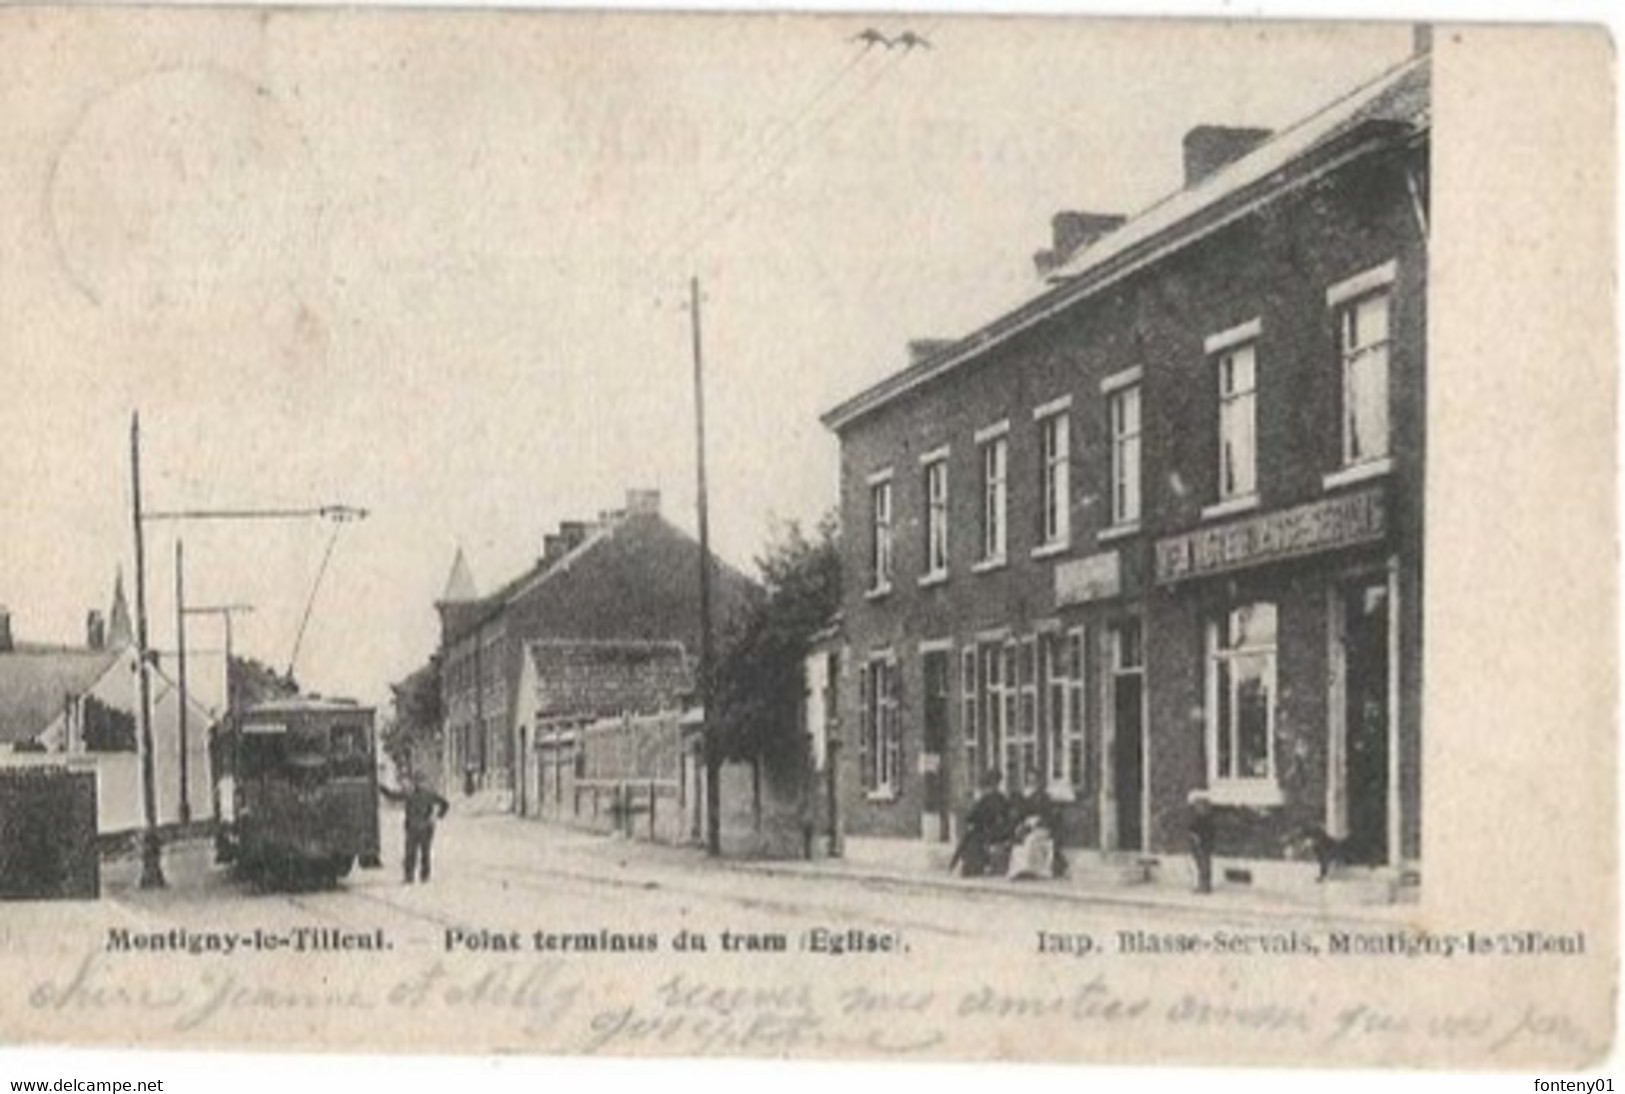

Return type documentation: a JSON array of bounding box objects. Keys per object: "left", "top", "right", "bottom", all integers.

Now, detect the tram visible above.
[{"left": 212, "top": 696, "right": 382, "bottom": 888}]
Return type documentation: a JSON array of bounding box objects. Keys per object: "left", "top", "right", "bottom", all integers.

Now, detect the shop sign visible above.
[
  {"left": 1056, "top": 550, "right": 1122, "bottom": 606},
  {"left": 1155, "top": 486, "right": 1386, "bottom": 585}
]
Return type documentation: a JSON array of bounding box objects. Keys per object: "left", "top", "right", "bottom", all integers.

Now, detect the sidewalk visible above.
[{"left": 483, "top": 813, "right": 1420, "bottom": 926}]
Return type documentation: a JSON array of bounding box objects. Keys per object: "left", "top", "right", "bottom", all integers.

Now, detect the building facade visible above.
[
  {"left": 433, "top": 488, "right": 758, "bottom": 801},
  {"left": 821, "top": 57, "right": 1428, "bottom": 889}
]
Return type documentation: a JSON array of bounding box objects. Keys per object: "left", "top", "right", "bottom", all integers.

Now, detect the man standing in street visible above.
[{"left": 381, "top": 772, "right": 451, "bottom": 884}]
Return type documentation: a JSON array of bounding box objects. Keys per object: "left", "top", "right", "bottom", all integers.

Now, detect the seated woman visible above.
[
  {"left": 949, "top": 769, "right": 1014, "bottom": 877},
  {"left": 1007, "top": 770, "right": 1058, "bottom": 880}
]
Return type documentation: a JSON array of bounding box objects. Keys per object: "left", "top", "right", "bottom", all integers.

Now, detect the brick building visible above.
[
  {"left": 433, "top": 488, "right": 758, "bottom": 801},
  {"left": 820, "top": 56, "right": 1428, "bottom": 891}
]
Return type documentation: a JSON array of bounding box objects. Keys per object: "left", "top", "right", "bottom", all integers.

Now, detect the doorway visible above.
[
  {"left": 1337, "top": 575, "right": 1392, "bottom": 866},
  {"left": 1109, "top": 619, "right": 1145, "bottom": 852},
  {"left": 921, "top": 649, "right": 951, "bottom": 842}
]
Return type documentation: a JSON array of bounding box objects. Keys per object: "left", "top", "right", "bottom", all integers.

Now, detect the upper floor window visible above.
[
  {"left": 1105, "top": 373, "right": 1142, "bottom": 527},
  {"left": 1206, "top": 602, "right": 1278, "bottom": 795},
  {"left": 867, "top": 472, "right": 893, "bottom": 594},
  {"left": 1328, "top": 263, "right": 1397, "bottom": 471},
  {"left": 977, "top": 424, "right": 1009, "bottom": 565},
  {"left": 922, "top": 454, "right": 949, "bottom": 581},
  {"left": 1035, "top": 400, "right": 1071, "bottom": 551},
  {"left": 1212, "top": 333, "right": 1259, "bottom": 503}
]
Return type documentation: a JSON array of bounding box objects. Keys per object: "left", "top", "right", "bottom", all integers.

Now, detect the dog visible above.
[{"left": 1285, "top": 825, "right": 1352, "bottom": 881}]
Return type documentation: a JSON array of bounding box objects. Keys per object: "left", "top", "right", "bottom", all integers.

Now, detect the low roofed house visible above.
[
  {"left": 514, "top": 638, "right": 692, "bottom": 820},
  {"left": 0, "top": 579, "right": 216, "bottom": 833}
]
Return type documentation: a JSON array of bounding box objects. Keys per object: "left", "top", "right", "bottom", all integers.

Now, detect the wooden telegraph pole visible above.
[
  {"left": 130, "top": 412, "right": 165, "bottom": 888},
  {"left": 690, "top": 276, "right": 720, "bottom": 857}
]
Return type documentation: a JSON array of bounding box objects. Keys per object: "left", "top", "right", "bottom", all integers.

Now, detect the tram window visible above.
[
  {"left": 330, "top": 724, "right": 371, "bottom": 778},
  {"left": 239, "top": 734, "right": 286, "bottom": 778}
]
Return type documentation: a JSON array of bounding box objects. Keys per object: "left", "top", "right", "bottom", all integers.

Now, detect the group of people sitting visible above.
[{"left": 949, "top": 768, "right": 1068, "bottom": 880}]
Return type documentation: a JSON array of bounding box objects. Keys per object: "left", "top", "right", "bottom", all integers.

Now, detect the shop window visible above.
[
  {"left": 1205, "top": 603, "right": 1279, "bottom": 800},
  {"left": 858, "top": 655, "right": 900, "bottom": 797}
]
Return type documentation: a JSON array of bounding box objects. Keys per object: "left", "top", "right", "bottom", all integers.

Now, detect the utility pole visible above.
[
  {"left": 690, "top": 275, "right": 719, "bottom": 857},
  {"left": 130, "top": 412, "right": 164, "bottom": 889},
  {"left": 174, "top": 539, "right": 190, "bottom": 825}
]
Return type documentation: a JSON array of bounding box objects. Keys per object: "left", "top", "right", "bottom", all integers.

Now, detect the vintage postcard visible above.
[{"left": 0, "top": 4, "right": 1613, "bottom": 1078}]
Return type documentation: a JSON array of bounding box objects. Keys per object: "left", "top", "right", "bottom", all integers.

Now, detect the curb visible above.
[{"left": 714, "top": 856, "right": 1408, "bottom": 926}]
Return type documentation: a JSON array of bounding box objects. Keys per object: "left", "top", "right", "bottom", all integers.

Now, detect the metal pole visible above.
[
  {"left": 174, "top": 539, "right": 190, "bottom": 825},
  {"left": 690, "top": 275, "right": 719, "bottom": 857},
  {"left": 130, "top": 413, "right": 165, "bottom": 888}
]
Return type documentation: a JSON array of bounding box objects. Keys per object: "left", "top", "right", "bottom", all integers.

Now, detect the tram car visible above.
[{"left": 212, "top": 696, "right": 382, "bottom": 888}]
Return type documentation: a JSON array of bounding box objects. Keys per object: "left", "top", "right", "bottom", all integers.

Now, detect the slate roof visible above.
[
  {"left": 0, "top": 646, "right": 118, "bottom": 745},
  {"left": 526, "top": 639, "right": 692, "bottom": 721},
  {"left": 822, "top": 54, "right": 1430, "bottom": 432}
]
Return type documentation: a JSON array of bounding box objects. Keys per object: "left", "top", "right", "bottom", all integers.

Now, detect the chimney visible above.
[
  {"left": 1182, "top": 125, "right": 1273, "bottom": 187},
  {"left": 1412, "top": 23, "right": 1433, "bottom": 55},
  {"left": 558, "top": 521, "right": 589, "bottom": 551},
  {"left": 0, "top": 607, "right": 11, "bottom": 653},
  {"left": 625, "top": 489, "right": 661, "bottom": 516},
  {"left": 1033, "top": 211, "right": 1125, "bottom": 277},
  {"left": 86, "top": 610, "right": 106, "bottom": 651},
  {"left": 907, "top": 339, "right": 956, "bottom": 365},
  {"left": 541, "top": 533, "right": 568, "bottom": 567}
]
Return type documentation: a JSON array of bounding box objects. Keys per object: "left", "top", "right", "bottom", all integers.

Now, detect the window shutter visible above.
[
  {"left": 858, "top": 664, "right": 873, "bottom": 791},
  {"left": 887, "top": 658, "right": 903, "bottom": 792}
]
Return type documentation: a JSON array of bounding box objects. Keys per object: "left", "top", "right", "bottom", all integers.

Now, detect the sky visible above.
[{"left": 0, "top": 8, "right": 1416, "bottom": 706}]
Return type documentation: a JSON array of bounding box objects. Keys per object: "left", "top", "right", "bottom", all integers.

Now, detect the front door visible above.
[
  {"left": 1340, "top": 577, "right": 1391, "bottom": 866},
  {"left": 1109, "top": 620, "right": 1145, "bottom": 852},
  {"left": 921, "top": 650, "right": 951, "bottom": 842}
]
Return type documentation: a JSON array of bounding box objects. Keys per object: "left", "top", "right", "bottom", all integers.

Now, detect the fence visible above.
[{"left": 525, "top": 710, "right": 693, "bottom": 845}]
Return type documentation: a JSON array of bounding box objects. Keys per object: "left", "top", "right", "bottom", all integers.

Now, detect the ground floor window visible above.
[
  {"left": 1043, "top": 628, "right": 1085, "bottom": 792},
  {"left": 1206, "top": 602, "right": 1278, "bottom": 789},
  {"left": 960, "top": 647, "right": 978, "bottom": 794},
  {"left": 978, "top": 642, "right": 1015, "bottom": 785},
  {"left": 858, "top": 655, "right": 901, "bottom": 795}
]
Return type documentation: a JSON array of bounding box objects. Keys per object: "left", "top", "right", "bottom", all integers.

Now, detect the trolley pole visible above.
[
  {"left": 174, "top": 539, "right": 190, "bottom": 825},
  {"left": 690, "top": 275, "right": 720, "bottom": 857},
  {"left": 130, "top": 412, "right": 165, "bottom": 889}
]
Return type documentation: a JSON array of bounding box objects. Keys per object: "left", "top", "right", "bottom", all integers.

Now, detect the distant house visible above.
[
  {"left": 0, "top": 579, "right": 215, "bottom": 833},
  {"left": 433, "top": 488, "right": 759, "bottom": 804}
]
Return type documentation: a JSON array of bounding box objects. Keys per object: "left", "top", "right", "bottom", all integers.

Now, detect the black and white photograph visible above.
[{"left": 0, "top": 3, "right": 1612, "bottom": 1085}]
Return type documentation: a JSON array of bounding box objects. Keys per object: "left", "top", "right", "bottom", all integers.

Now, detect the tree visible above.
[
  {"left": 230, "top": 657, "right": 300, "bottom": 707},
  {"left": 382, "top": 658, "right": 443, "bottom": 776},
  {"left": 711, "top": 512, "right": 840, "bottom": 764}
]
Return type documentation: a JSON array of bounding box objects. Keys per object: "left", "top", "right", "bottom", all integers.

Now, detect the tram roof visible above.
[{"left": 241, "top": 695, "right": 373, "bottom": 717}]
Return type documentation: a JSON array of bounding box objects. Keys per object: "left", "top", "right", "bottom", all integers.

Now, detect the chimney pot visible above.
[
  {"left": 906, "top": 339, "right": 956, "bottom": 365},
  {"left": 1182, "top": 125, "right": 1273, "bottom": 187},
  {"left": 1033, "top": 211, "right": 1125, "bottom": 277},
  {"left": 86, "top": 610, "right": 106, "bottom": 651},
  {"left": 0, "top": 606, "right": 11, "bottom": 653}
]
